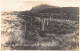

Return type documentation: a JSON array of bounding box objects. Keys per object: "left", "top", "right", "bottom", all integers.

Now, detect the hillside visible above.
[
  {"left": 1, "top": 11, "right": 79, "bottom": 50},
  {"left": 30, "top": 4, "right": 58, "bottom": 13},
  {"left": 1, "top": 4, "right": 79, "bottom": 50}
]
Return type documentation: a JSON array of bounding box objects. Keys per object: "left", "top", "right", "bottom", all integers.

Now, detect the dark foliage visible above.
[
  {"left": 44, "top": 20, "right": 76, "bottom": 34},
  {"left": 17, "top": 4, "right": 78, "bottom": 37},
  {"left": 30, "top": 4, "right": 58, "bottom": 13},
  {"left": 38, "top": 7, "right": 79, "bottom": 21}
]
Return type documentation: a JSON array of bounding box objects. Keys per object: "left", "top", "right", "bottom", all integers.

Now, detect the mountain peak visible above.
[{"left": 30, "top": 4, "right": 59, "bottom": 13}]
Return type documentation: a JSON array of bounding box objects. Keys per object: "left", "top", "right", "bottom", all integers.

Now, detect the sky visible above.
[{"left": 1, "top": 0, "right": 80, "bottom": 11}]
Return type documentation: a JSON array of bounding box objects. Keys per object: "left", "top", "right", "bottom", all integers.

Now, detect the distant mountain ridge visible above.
[
  {"left": 30, "top": 4, "right": 59, "bottom": 13},
  {"left": 1, "top": 11, "right": 20, "bottom": 15}
]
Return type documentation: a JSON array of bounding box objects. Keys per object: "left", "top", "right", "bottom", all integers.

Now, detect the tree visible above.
[{"left": 18, "top": 11, "right": 34, "bottom": 31}]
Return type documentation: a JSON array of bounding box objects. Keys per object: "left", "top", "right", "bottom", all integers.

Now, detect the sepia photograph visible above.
[{"left": 1, "top": 0, "right": 79, "bottom": 50}]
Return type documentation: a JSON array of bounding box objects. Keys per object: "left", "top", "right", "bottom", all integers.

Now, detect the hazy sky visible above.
[{"left": 1, "top": 0, "right": 80, "bottom": 11}]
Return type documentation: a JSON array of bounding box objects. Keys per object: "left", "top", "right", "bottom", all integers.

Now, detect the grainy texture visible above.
[{"left": 1, "top": 5, "right": 79, "bottom": 50}]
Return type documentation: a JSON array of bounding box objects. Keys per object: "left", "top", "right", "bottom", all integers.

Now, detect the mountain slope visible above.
[{"left": 30, "top": 4, "right": 59, "bottom": 13}]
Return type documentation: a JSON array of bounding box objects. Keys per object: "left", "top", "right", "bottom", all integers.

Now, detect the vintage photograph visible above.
[{"left": 1, "top": 0, "right": 79, "bottom": 50}]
